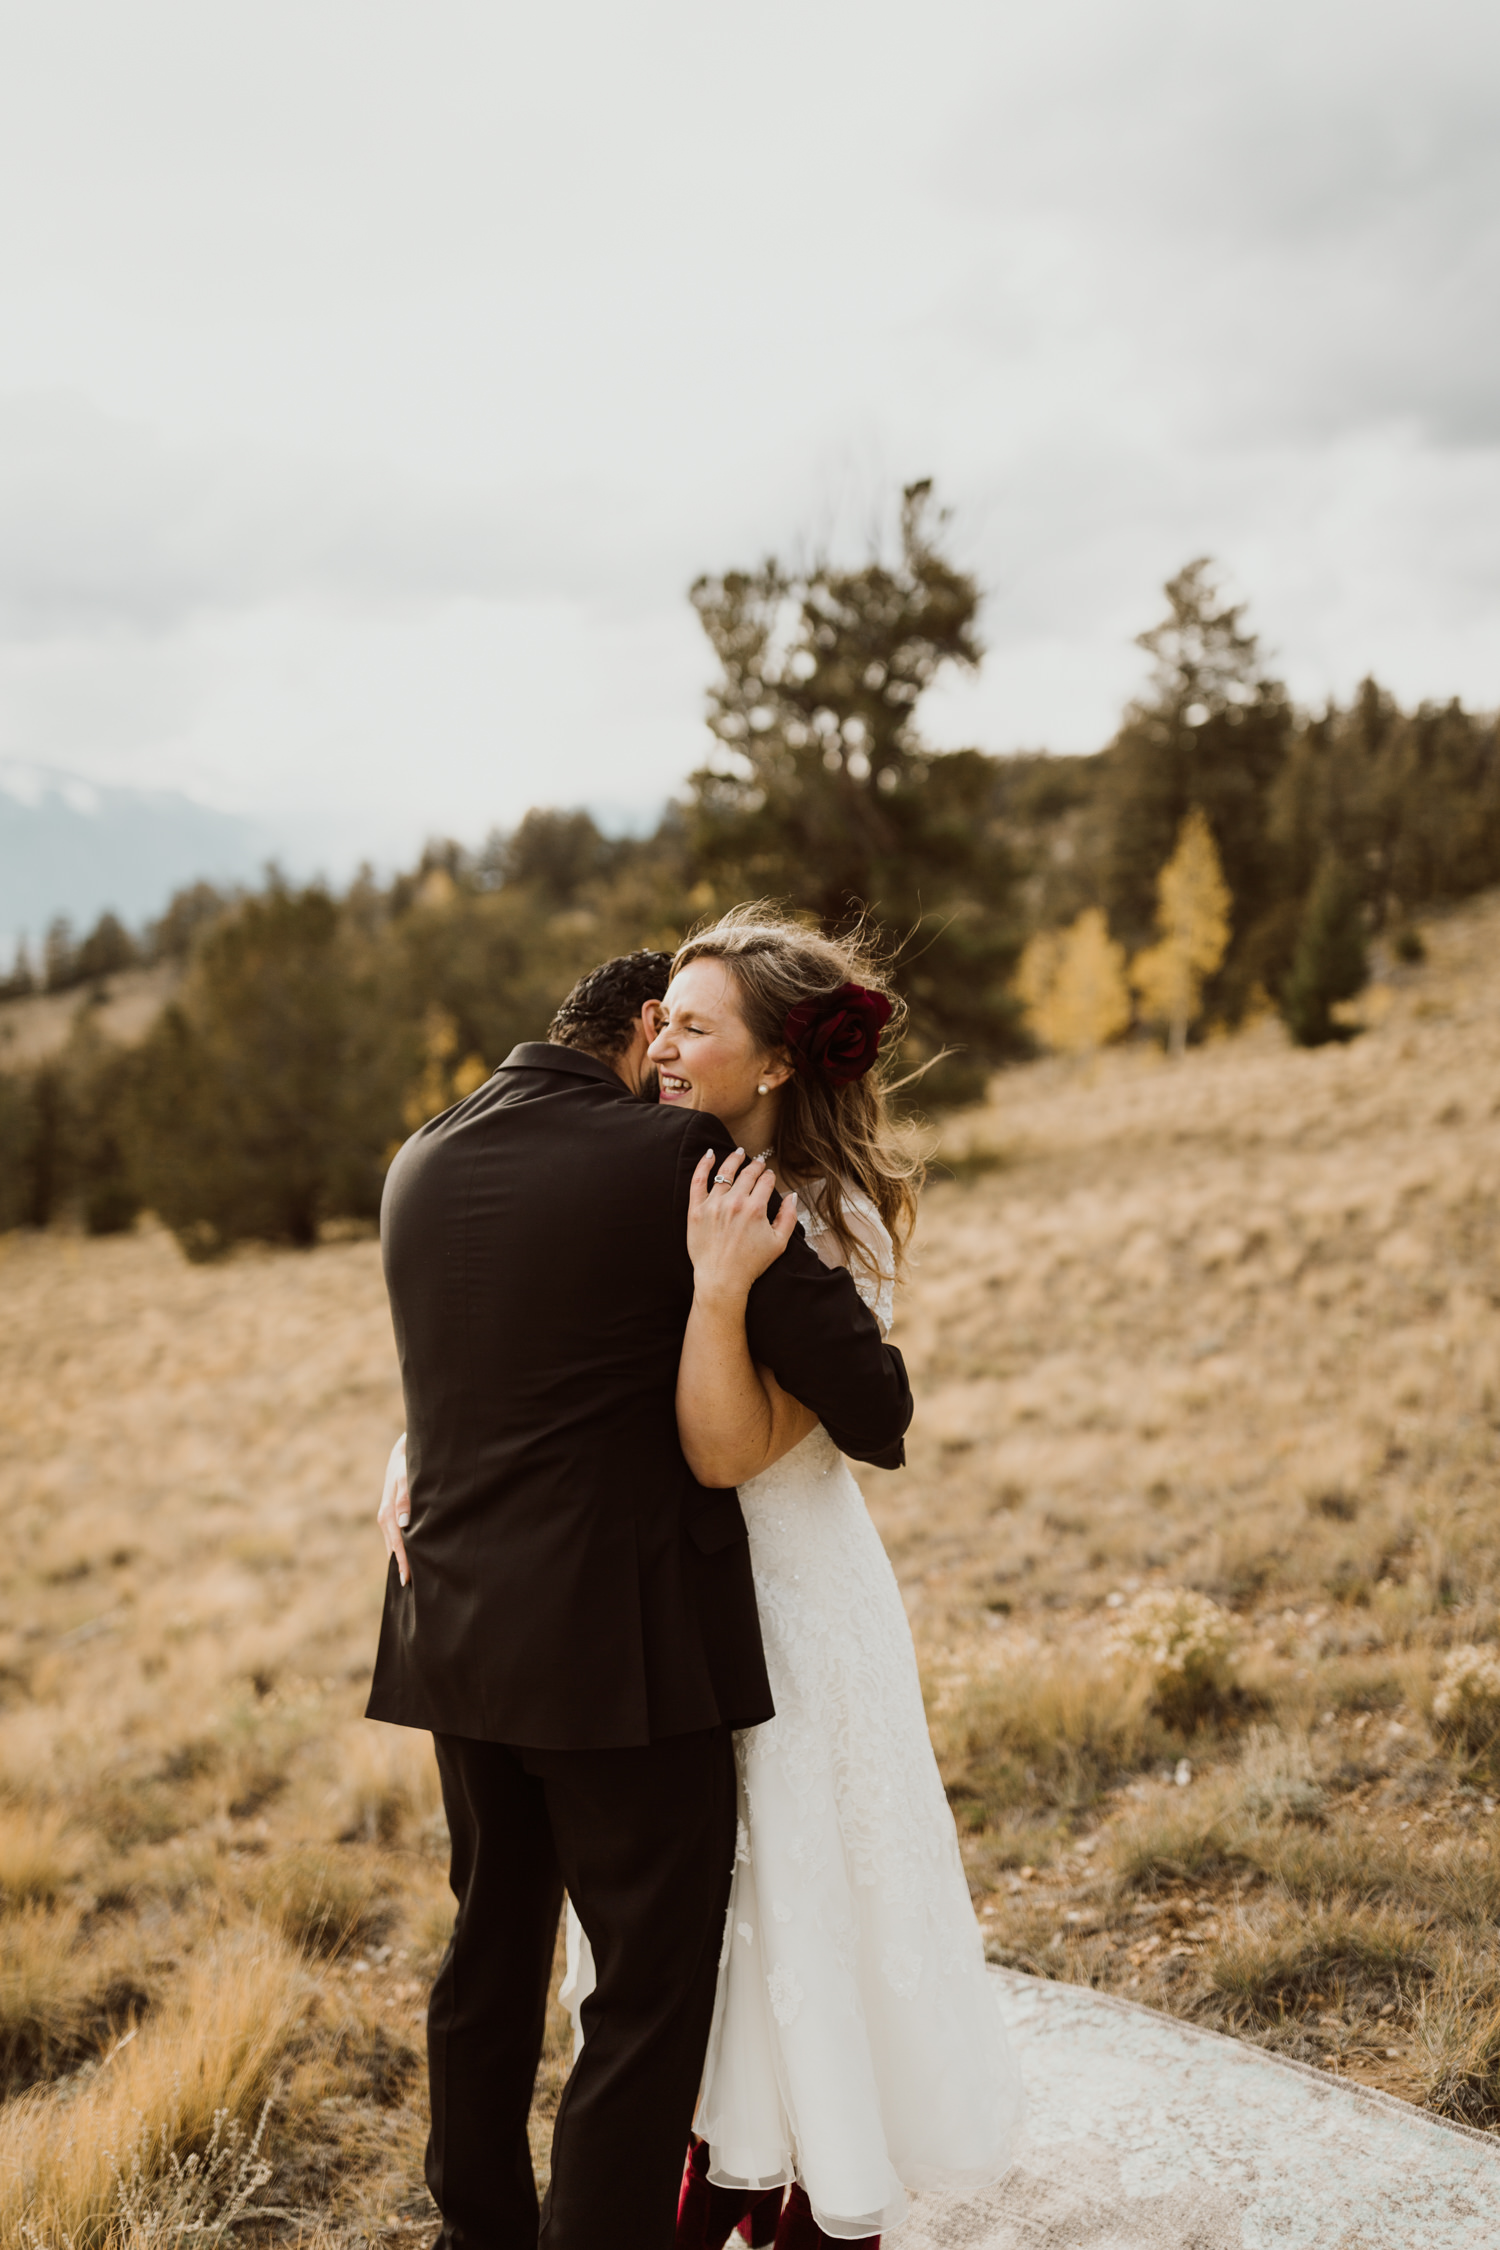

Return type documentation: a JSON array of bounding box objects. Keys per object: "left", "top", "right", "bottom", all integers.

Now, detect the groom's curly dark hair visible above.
[{"left": 548, "top": 950, "right": 672, "bottom": 1063}]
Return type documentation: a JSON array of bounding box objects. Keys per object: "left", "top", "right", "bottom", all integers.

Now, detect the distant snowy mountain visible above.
[{"left": 0, "top": 766, "right": 267, "bottom": 955}]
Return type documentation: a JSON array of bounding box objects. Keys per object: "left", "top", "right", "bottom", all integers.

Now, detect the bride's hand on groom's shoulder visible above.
[
  {"left": 378, "top": 1432, "right": 411, "bottom": 1587},
  {"left": 686, "top": 1149, "right": 798, "bottom": 1308}
]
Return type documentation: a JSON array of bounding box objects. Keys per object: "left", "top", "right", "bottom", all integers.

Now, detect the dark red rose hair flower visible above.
[{"left": 782, "top": 981, "right": 893, "bottom": 1088}]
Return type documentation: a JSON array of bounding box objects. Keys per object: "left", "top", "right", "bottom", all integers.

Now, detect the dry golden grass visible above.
[
  {"left": 5, "top": 891, "right": 1500, "bottom": 2234},
  {"left": 0, "top": 1210, "right": 576, "bottom": 2241},
  {"left": 2, "top": 1931, "right": 307, "bottom": 2244},
  {"left": 0, "top": 1809, "right": 86, "bottom": 1911},
  {"left": 876, "top": 894, "right": 1500, "bottom": 2127}
]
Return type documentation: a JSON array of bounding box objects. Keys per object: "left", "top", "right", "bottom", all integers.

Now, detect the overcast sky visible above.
[{"left": 1, "top": 0, "right": 1497, "bottom": 876}]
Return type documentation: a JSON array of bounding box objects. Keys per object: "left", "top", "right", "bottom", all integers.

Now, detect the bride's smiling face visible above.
[{"left": 646, "top": 958, "right": 789, "bottom": 1137}]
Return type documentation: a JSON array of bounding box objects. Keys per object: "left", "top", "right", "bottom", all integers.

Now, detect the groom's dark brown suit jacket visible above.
[{"left": 366, "top": 1041, "right": 913, "bottom": 1750}]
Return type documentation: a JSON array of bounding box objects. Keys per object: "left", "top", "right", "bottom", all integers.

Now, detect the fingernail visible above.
[
  {"left": 399, "top": 1569, "right": 408, "bottom": 1587},
  {"left": 397, "top": 1513, "right": 410, "bottom": 1528},
  {"left": 786, "top": 1192, "right": 798, "bottom": 1207}
]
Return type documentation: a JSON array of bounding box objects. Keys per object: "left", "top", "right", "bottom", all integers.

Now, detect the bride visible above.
[{"left": 565, "top": 908, "right": 1023, "bottom": 2247}]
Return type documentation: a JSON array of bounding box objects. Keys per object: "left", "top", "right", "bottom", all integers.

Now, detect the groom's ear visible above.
[{"left": 613, "top": 1005, "right": 663, "bottom": 1096}]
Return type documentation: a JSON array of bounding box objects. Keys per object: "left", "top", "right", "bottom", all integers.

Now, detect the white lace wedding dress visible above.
[{"left": 562, "top": 1186, "right": 1024, "bottom": 2238}]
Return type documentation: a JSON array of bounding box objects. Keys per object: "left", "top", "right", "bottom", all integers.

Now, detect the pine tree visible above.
[
  {"left": 1130, "top": 809, "right": 1232, "bottom": 1055},
  {"left": 688, "top": 482, "right": 984, "bottom": 915},
  {"left": 0, "top": 1066, "right": 52, "bottom": 1228},
  {"left": 74, "top": 910, "right": 138, "bottom": 982},
  {"left": 1279, "top": 852, "right": 1367, "bottom": 1047},
  {"left": 55, "top": 1012, "right": 143, "bottom": 1234},
  {"left": 0, "top": 941, "right": 36, "bottom": 1000},
  {"left": 1102, "top": 561, "right": 1290, "bottom": 1017},
  {"left": 686, "top": 481, "right": 1023, "bottom": 1095},
  {"left": 1017, "top": 908, "right": 1131, "bottom": 1055},
  {"left": 130, "top": 882, "right": 397, "bottom": 1257},
  {"left": 43, "top": 916, "right": 77, "bottom": 993}
]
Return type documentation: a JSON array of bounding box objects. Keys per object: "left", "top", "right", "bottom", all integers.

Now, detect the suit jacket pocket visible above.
[{"left": 686, "top": 1493, "right": 749, "bottom": 1555}]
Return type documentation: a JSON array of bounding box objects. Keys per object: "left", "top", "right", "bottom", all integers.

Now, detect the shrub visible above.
[
  {"left": 1431, "top": 1645, "right": 1500, "bottom": 1753},
  {"left": 1106, "top": 1587, "right": 1237, "bottom": 1730}
]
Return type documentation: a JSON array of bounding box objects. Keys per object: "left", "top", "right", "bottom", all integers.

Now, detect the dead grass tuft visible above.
[
  {"left": 0, "top": 1907, "right": 151, "bottom": 2098},
  {"left": 19, "top": 2099, "right": 284, "bottom": 2250},
  {"left": 327, "top": 1721, "right": 443, "bottom": 1848},
  {"left": 930, "top": 1651, "right": 1169, "bottom": 1817},
  {"left": 1210, "top": 1902, "right": 1434, "bottom": 2025},
  {"left": 0, "top": 1808, "right": 87, "bottom": 1910},
  {"left": 1109, "top": 1782, "right": 1249, "bottom": 1895},
  {"left": 239, "top": 1846, "right": 387, "bottom": 1960},
  {"left": 1, "top": 1929, "right": 307, "bottom": 2245},
  {"left": 1235, "top": 1726, "right": 1323, "bottom": 1825},
  {"left": 1417, "top": 1965, "right": 1500, "bottom": 2130}
]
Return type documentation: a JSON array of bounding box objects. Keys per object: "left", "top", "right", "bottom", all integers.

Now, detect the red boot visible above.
[
  {"left": 772, "top": 2183, "right": 879, "bottom": 2250},
  {"left": 738, "top": 2186, "right": 786, "bottom": 2247},
  {"left": 677, "top": 2137, "right": 769, "bottom": 2250}
]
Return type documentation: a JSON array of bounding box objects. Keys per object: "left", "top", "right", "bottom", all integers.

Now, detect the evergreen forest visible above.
[{"left": 4, "top": 483, "right": 1498, "bottom": 1258}]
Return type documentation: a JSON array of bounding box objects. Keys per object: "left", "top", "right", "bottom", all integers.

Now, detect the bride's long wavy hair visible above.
[{"left": 671, "top": 904, "right": 923, "bottom": 1280}]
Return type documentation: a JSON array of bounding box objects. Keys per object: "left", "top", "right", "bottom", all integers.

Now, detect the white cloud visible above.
[
  {"left": 0, "top": 393, "right": 672, "bottom": 639},
  {"left": 0, "top": 0, "right": 1494, "bottom": 885},
  {"left": 945, "top": 0, "right": 1500, "bottom": 448}
]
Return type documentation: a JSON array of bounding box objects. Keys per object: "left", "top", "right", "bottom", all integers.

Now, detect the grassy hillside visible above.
[
  {"left": 904, "top": 890, "right": 1500, "bottom": 2119},
  {"left": 4, "top": 892, "right": 1500, "bottom": 2237},
  {"left": 0, "top": 964, "right": 178, "bottom": 1070}
]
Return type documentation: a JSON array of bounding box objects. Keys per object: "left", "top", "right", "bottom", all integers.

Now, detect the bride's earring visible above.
[{"left": 757, "top": 1083, "right": 768, "bottom": 1095}]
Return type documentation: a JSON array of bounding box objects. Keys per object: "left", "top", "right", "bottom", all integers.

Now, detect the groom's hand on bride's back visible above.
[{"left": 377, "top": 1432, "right": 411, "bottom": 1588}]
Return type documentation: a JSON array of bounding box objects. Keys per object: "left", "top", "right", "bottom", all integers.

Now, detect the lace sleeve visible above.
[{"left": 799, "top": 1181, "right": 896, "bottom": 1337}]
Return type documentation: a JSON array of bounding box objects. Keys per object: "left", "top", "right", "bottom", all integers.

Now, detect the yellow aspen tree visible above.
[
  {"left": 1129, "top": 806, "right": 1232, "bottom": 1055},
  {"left": 1017, "top": 908, "right": 1132, "bottom": 1054},
  {"left": 404, "top": 1006, "right": 488, "bottom": 1129}
]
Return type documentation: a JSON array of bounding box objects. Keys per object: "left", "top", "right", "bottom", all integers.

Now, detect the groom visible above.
[{"left": 368, "top": 950, "right": 914, "bottom": 2250}]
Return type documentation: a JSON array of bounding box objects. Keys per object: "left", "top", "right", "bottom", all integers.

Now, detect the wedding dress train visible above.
[{"left": 563, "top": 1186, "right": 1023, "bottom": 2238}]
